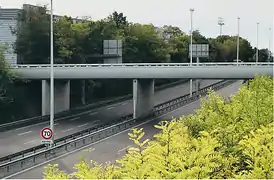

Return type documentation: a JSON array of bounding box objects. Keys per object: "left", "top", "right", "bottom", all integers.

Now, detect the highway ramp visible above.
[
  {"left": 6, "top": 81, "right": 242, "bottom": 179},
  {"left": 0, "top": 80, "right": 220, "bottom": 157}
]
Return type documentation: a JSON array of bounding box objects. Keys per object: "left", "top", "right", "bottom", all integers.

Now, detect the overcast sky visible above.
[{"left": 1, "top": 0, "right": 273, "bottom": 49}]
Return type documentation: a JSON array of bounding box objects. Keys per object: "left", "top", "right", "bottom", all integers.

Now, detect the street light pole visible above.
[
  {"left": 218, "top": 17, "right": 225, "bottom": 36},
  {"left": 50, "top": 0, "right": 54, "bottom": 148},
  {"left": 256, "top": 22, "right": 259, "bottom": 63},
  {"left": 268, "top": 27, "right": 271, "bottom": 62},
  {"left": 236, "top": 17, "right": 240, "bottom": 64},
  {"left": 189, "top": 8, "right": 194, "bottom": 97}
]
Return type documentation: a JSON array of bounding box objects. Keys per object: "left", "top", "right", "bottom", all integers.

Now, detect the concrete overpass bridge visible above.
[
  {"left": 10, "top": 62, "right": 273, "bottom": 79},
  {"left": 9, "top": 62, "right": 274, "bottom": 119}
]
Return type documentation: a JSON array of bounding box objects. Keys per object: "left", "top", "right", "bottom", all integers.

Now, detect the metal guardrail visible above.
[
  {"left": 9, "top": 62, "right": 274, "bottom": 68},
  {"left": 0, "top": 80, "right": 235, "bottom": 178},
  {"left": 0, "top": 79, "right": 189, "bottom": 132}
]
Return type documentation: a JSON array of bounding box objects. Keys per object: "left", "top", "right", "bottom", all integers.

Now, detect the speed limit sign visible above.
[{"left": 41, "top": 127, "right": 53, "bottom": 140}]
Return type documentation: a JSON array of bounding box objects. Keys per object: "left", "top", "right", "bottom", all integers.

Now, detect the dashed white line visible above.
[
  {"left": 62, "top": 128, "right": 73, "bottom": 133},
  {"left": 92, "top": 120, "right": 100, "bottom": 123},
  {"left": 15, "top": 122, "right": 48, "bottom": 131},
  {"left": 54, "top": 123, "right": 59, "bottom": 126},
  {"left": 83, "top": 147, "right": 95, "bottom": 152},
  {"left": 23, "top": 140, "right": 36, "bottom": 145},
  {"left": 78, "top": 123, "right": 89, "bottom": 128},
  {"left": 69, "top": 117, "right": 80, "bottom": 121},
  {"left": 15, "top": 126, "right": 30, "bottom": 131},
  {"left": 122, "top": 102, "right": 128, "bottom": 106},
  {"left": 118, "top": 145, "right": 132, "bottom": 153},
  {"left": 89, "top": 112, "right": 98, "bottom": 116},
  {"left": 107, "top": 106, "right": 114, "bottom": 110},
  {"left": 18, "top": 131, "right": 32, "bottom": 136}
]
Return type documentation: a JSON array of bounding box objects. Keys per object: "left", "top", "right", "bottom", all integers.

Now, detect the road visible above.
[
  {"left": 5, "top": 81, "right": 242, "bottom": 179},
  {"left": 0, "top": 80, "right": 220, "bottom": 157}
]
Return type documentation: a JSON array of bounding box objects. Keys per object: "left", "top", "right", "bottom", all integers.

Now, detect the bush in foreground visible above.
[{"left": 44, "top": 76, "right": 273, "bottom": 179}]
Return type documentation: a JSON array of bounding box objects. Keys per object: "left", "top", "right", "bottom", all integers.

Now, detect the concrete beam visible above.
[
  {"left": 12, "top": 66, "right": 273, "bottom": 79},
  {"left": 42, "top": 80, "right": 70, "bottom": 116},
  {"left": 133, "top": 79, "right": 154, "bottom": 119}
]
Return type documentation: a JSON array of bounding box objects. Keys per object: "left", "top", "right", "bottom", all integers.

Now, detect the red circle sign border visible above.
[{"left": 41, "top": 127, "right": 53, "bottom": 140}]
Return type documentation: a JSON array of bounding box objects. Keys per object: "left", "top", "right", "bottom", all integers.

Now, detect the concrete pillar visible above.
[
  {"left": 195, "top": 79, "right": 201, "bottom": 94},
  {"left": 42, "top": 80, "right": 70, "bottom": 116},
  {"left": 195, "top": 57, "right": 200, "bottom": 94},
  {"left": 133, "top": 79, "right": 154, "bottom": 119}
]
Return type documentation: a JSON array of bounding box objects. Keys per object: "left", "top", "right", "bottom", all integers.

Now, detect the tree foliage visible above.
[
  {"left": 44, "top": 75, "right": 274, "bottom": 179},
  {"left": 13, "top": 6, "right": 271, "bottom": 65},
  {"left": 0, "top": 43, "right": 26, "bottom": 121}
]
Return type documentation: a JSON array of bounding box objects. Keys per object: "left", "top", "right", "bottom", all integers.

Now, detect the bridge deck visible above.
[{"left": 9, "top": 63, "right": 274, "bottom": 79}]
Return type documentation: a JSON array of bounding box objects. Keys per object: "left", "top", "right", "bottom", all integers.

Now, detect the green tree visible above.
[
  {"left": 13, "top": 5, "right": 51, "bottom": 64},
  {"left": 123, "top": 23, "right": 169, "bottom": 63},
  {"left": 0, "top": 43, "right": 23, "bottom": 122}
]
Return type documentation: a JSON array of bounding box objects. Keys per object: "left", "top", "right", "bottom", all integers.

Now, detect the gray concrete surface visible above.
[
  {"left": 6, "top": 81, "right": 242, "bottom": 179},
  {"left": 0, "top": 80, "right": 220, "bottom": 157},
  {"left": 133, "top": 79, "right": 154, "bottom": 118},
  {"left": 11, "top": 63, "right": 273, "bottom": 79},
  {"left": 42, "top": 80, "right": 70, "bottom": 116}
]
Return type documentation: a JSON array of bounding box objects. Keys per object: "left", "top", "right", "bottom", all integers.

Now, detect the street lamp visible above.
[
  {"left": 50, "top": 0, "right": 54, "bottom": 148},
  {"left": 236, "top": 17, "right": 240, "bottom": 64},
  {"left": 256, "top": 22, "right": 259, "bottom": 63},
  {"left": 218, "top": 17, "right": 225, "bottom": 36},
  {"left": 268, "top": 27, "right": 272, "bottom": 62},
  {"left": 189, "top": 8, "right": 194, "bottom": 97}
]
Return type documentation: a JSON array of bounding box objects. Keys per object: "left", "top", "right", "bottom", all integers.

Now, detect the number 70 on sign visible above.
[{"left": 41, "top": 127, "right": 53, "bottom": 144}]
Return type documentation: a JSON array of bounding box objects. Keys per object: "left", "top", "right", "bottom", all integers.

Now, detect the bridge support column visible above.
[
  {"left": 133, "top": 79, "right": 154, "bottom": 119},
  {"left": 42, "top": 80, "right": 70, "bottom": 116},
  {"left": 195, "top": 79, "right": 201, "bottom": 94}
]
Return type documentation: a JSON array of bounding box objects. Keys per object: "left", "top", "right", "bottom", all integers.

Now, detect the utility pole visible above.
[
  {"left": 236, "top": 17, "right": 240, "bottom": 64},
  {"left": 49, "top": 0, "right": 54, "bottom": 148},
  {"left": 268, "top": 27, "right": 272, "bottom": 62},
  {"left": 218, "top": 17, "right": 225, "bottom": 36},
  {"left": 256, "top": 22, "right": 259, "bottom": 63}
]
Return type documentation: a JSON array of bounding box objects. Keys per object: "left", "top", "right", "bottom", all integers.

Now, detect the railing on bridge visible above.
[{"left": 9, "top": 62, "right": 274, "bottom": 68}]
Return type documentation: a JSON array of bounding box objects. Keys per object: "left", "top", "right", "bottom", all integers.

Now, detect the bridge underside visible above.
[{"left": 40, "top": 79, "right": 156, "bottom": 119}]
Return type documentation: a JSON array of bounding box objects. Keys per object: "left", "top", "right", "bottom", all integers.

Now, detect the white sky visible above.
[{"left": 1, "top": 0, "right": 273, "bottom": 49}]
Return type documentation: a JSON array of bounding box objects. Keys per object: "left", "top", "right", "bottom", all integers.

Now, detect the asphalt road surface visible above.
[
  {"left": 0, "top": 80, "right": 220, "bottom": 157},
  {"left": 6, "top": 81, "right": 242, "bottom": 179}
]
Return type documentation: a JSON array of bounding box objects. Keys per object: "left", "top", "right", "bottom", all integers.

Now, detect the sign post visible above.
[{"left": 41, "top": 127, "right": 53, "bottom": 145}]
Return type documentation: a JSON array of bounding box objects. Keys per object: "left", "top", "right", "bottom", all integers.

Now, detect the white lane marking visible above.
[
  {"left": 122, "top": 102, "right": 128, "bottom": 106},
  {"left": 54, "top": 123, "right": 59, "bottom": 126},
  {"left": 83, "top": 147, "right": 95, "bottom": 152},
  {"left": 92, "top": 120, "right": 100, "bottom": 124},
  {"left": 62, "top": 128, "right": 73, "bottom": 133},
  {"left": 15, "top": 122, "right": 48, "bottom": 131},
  {"left": 118, "top": 145, "right": 132, "bottom": 153},
  {"left": 23, "top": 140, "right": 36, "bottom": 145},
  {"left": 89, "top": 112, "right": 98, "bottom": 116},
  {"left": 107, "top": 106, "right": 114, "bottom": 110},
  {"left": 69, "top": 117, "right": 80, "bottom": 122},
  {"left": 4, "top": 82, "right": 239, "bottom": 179},
  {"left": 17, "top": 131, "right": 32, "bottom": 136},
  {"left": 78, "top": 123, "right": 89, "bottom": 128}
]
